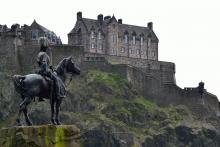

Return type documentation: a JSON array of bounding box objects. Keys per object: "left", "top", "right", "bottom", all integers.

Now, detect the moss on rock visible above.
[{"left": 0, "top": 125, "right": 80, "bottom": 147}]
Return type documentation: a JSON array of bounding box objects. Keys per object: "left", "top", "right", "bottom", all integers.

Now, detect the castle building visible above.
[
  {"left": 68, "top": 12, "right": 158, "bottom": 60},
  {"left": 0, "top": 20, "right": 62, "bottom": 46}
]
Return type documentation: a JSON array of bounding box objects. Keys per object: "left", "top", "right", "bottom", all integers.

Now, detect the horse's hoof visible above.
[
  {"left": 27, "top": 121, "right": 33, "bottom": 126},
  {"left": 16, "top": 119, "right": 22, "bottom": 126},
  {"left": 55, "top": 119, "right": 61, "bottom": 125},
  {"left": 51, "top": 119, "right": 56, "bottom": 125}
]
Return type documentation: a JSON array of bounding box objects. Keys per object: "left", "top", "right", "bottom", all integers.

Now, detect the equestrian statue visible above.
[{"left": 12, "top": 37, "right": 80, "bottom": 125}]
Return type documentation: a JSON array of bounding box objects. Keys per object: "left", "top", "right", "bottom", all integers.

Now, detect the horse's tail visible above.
[{"left": 12, "top": 75, "right": 27, "bottom": 94}]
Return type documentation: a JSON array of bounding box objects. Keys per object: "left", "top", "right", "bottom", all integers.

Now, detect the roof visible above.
[
  {"left": 69, "top": 16, "right": 158, "bottom": 41},
  {"left": 31, "top": 20, "right": 56, "bottom": 35}
]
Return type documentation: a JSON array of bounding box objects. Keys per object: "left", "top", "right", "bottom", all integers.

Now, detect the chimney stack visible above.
[
  {"left": 148, "top": 22, "right": 153, "bottom": 30},
  {"left": 104, "top": 16, "right": 111, "bottom": 20},
  {"left": 98, "top": 14, "right": 103, "bottom": 25},
  {"left": 118, "top": 19, "right": 122, "bottom": 24},
  {"left": 77, "top": 11, "right": 82, "bottom": 20}
]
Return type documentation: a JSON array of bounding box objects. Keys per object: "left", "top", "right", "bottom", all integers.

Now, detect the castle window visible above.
[
  {"left": 141, "top": 37, "right": 143, "bottom": 45},
  {"left": 48, "top": 33, "right": 51, "bottom": 40},
  {"left": 31, "top": 30, "right": 38, "bottom": 40},
  {"left": 112, "top": 34, "right": 116, "bottom": 43},
  {"left": 98, "top": 32, "right": 101, "bottom": 39},
  {"left": 130, "top": 49, "right": 134, "bottom": 54},
  {"left": 120, "top": 47, "right": 125, "bottom": 53},
  {"left": 91, "top": 31, "right": 94, "bottom": 39},
  {"left": 147, "top": 38, "right": 151, "bottom": 48},
  {"left": 152, "top": 51, "right": 156, "bottom": 57},
  {"left": 132, "top": 36, "right": 136, "bottom": 45},
  {"left": 124, "top": 35, "right": 128, "bottom": 43},
  {"left": 99, "top": 44, "right": 102, "bottom": 50},
  {"left": 91, "top": 43, "right": 95, "bottom": 49},
  {"left": 52, "top": 35, "right": 56, "bottom": 42},
  {"left": 111, "top": 48, "right": 115, "bottom": 54}
]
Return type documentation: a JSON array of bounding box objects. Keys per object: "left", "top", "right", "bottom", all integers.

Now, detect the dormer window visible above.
[{"left": 31, "top": 30, "right": 38, "bottom": 40}]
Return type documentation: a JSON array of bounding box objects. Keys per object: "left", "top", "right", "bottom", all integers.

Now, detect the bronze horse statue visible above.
[{"left": 12, "top": 56, "right": 80, "bottom": 125}]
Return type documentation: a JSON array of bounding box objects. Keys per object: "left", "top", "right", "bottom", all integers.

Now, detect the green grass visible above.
[{"left": 86, "top": 69, "right": 129, "bottom": 94}]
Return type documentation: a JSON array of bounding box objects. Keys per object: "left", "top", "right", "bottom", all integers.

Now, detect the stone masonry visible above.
[{"left": 68, "top": 12, "right": 158, "bottom": 60}]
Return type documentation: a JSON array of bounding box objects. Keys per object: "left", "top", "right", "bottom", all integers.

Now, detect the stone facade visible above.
[
  {"left": 68, "top": 12, "right": 158, "bottom": 60},
  {"left": 0, "top": 20, "right": 62, "bottom": 47}
]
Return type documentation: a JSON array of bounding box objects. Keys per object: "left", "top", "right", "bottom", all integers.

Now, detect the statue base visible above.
[{"left": 0, "top": 125, "right": 80, "bottom": 147}]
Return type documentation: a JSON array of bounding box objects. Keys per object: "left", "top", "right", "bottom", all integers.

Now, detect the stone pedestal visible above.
[{"left": 0, "top": 125, "right": 80, "bottom": 147}]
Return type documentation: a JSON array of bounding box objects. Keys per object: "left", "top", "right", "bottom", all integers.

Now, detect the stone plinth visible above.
[{"left": 0, "top": 125, "right": 80, "bottom": 147}]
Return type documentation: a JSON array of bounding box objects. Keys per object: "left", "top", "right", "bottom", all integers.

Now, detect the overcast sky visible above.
[{"left": 1, "top": 0, "right": 220, "bottom": 99}]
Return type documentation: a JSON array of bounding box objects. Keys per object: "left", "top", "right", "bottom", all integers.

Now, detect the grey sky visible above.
[{"left": 1, "top": 0, "right": 220, "bottom": 98}]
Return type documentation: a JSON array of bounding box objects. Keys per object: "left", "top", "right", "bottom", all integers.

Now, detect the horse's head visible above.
[
  {"left": 55, "top": 56, "right": 80, "bottom": 78},
  {"left": 65, "top": 56, "right": 81, "bottom": 75}
]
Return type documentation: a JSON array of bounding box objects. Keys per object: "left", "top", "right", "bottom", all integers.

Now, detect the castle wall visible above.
[
  {"left": 0, "top": 34, "right": 21, "bottom": 73},
  {"left": 104, "top": 55, "right": 176, "bottom": 84},
  {"left": 0, "top": 42, "right": 219, "bottom": 116},
  {"left": 17, "top": 44, "right": 84, "bottom": 74}
]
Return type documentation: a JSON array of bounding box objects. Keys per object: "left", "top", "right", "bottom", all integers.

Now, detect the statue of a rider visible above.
[{"left": 37, "top": 37, "right": 65, "bottom": 101}]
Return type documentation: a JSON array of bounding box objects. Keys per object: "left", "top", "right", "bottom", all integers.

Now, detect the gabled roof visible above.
[
  {"left": 31, "top": 20, "right": 55, "bottom": 35},
  {"left": 69, "top": 15, "right": 159, "bottom": 41}
]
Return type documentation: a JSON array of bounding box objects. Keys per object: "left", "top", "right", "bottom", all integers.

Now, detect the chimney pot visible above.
[{"left": 118, "top": 19, "right": 122, "bottom": 24}]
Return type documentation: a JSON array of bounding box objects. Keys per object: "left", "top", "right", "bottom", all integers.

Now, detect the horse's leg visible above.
[
  {"left": 55, "top": 99, "right": 62, "bottom": 125},
  {"left": 23, "top": 101, "right": 33, "bottom": 126},
  {"left": 16, "top": 97, "right": 32, "bottom": 126},
  {"left": 50, "top": 98, "right": 56, "bottom": 125}
]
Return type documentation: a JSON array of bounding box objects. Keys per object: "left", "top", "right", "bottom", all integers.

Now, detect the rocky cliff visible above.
[{"left": 1, "top": 69, "right": 220, "bottom": 147}]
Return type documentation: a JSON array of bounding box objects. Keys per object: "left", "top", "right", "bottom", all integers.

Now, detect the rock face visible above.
[
  {"left": 1, "top": 70, "right": 220, "bottom": 147},
  {"left": 0, "top": 125, "right": 80, "bottom": 147}
]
